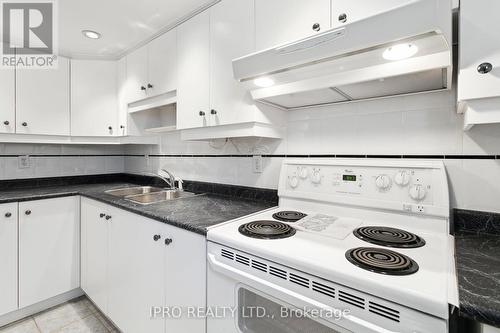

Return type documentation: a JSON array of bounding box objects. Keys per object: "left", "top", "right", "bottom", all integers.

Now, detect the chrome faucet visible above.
[
  {"left": 142, "top": 170, "right": 175, "bottom": 189},
  {"left": 159, "top": 168, "right": 176, "bottom": 189}
]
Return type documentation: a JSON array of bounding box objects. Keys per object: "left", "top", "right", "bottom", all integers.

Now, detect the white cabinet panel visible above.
[
  {"left": 116, "top": 57, "right": 128, "bottom": 136},
  {"left": 71, "top": 60, "right": 118, "bottom": 136},
  {"left": 0, "top": 203, "right": 18, "bottom": 316},
  {"left": 0, "top": 67, "right": 15, "bottom": 134},
  {"left": 331, "top": 0, "right": 409, "bottom": 28},
  {"left": 164, "top": 225, "right": 206, "bottom": 333},
  {"left": 209, "top": 0, "right": 258, "bottom": 126},
  {"left": 458, "top": 0, "right": 500, "bottom": 101},
  {"left": 483, "top": 324, "right": 500, "bottom": 333},
  {"left": 255, "top": 0, "right": 331, "bottom": 50},
  {"left": 108, "top": 207, "right": 165, "bottom": 333},
  {"left": 81, "top": 198, "right": 108, "bottom": 313},
  {"left": 126, "top": 46, "right": 149, "bottom": 103},
  {"left": 148, "top": 29, "right": 177, "bottom": 97},
  {"left": 176, "top": 11, "right": 210, "bottom": 130},
  {"left": 16, "top": 56, "right": 70, "bottom": 135},
  {"left": 19, "top": 197, "right": 79, "bottom": 308}
]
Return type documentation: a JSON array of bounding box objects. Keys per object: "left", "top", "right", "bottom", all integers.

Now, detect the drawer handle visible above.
[
  {"left": 153, "top": 235, "right": 161, "bottom": 242},
  {"left": 99, "top": 213, "right": 106, "bottom": 218},
  {"left": 25, "top": 210, "right": 31, "bottom": 215},
  {"left": 147, "top": 83, "right": 153, "bottom": 89},
  {"left": 105, "top": 215, "right": 112, "bottom": 220},
  {"left": 165, "top": 238, "right": 173, "bottom": 246},
  {"left": 5, "top": 212, "right": 12, "bottom": 218},
  {"left": 140, "top": 86, "right": 147, "bottom": 91},
  {"left": 199, "top": 111, "right": 206, "bottom": 116},
  {"left": 478, "top": 62, "right": 493, "bottom": 74}
]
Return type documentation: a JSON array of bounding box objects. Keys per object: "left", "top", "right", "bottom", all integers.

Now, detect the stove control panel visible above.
[{"left": 282, "top": 161, "right": 446, "bottom": 215}]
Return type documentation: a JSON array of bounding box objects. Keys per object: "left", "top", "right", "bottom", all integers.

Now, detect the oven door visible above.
[{"left": 207, "top": 251, "right": 396, "bottom": 333}]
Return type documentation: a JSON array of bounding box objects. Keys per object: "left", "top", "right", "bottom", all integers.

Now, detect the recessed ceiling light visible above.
[
  {"left": 82, "top": 30, "right": 101, "bottom": 39},
  {"left": 383, "top": 43, "right": 418, "bottom": 61},
  {"left": 254, "top": 77, "right": 275, "bottom": 88}
]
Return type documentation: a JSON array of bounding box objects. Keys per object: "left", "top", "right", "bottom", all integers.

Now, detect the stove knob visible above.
[
  {"left": 288, "top": 176, "right": 299, "bottom": 188},
  {"left": 375, "top": 175, "right": 392, "bottom": 190},
  {"left": 311, "top": 170, "right": 322, "bottom": 184},
  {"left": 394, "top": 170, "right": 411, "bottom": 186},
  {"left": 409, "top": 184, "right": 426, "bottom": 201},
  {"left": 298, "top": 167, "right": 309, "bottom": 179}
]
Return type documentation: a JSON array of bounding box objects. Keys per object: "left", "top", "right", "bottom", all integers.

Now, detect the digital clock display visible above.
[{"left": 343, "top": 175, "right": 357, "bottom": 182}]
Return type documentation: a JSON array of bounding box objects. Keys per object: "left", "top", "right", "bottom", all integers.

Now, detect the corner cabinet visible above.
[
  {"left": 81, "top": 197, "right": 206, "bottom": 333},
  {"left": 16, "top": 56, "right": 70, "bottom": 136},
  {"left": 458, "top": 0, "right": 500, "bottom": 129}
]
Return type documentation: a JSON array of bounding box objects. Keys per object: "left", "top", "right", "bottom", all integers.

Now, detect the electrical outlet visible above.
[
  {"left": 18, "top": 155, "right": 31, "bottom": 169},
  {"left": 253, "top": 155, "right": 263, "bottom": 173},
  {"left": 145, "top": 154, "right": 150, "bottom": 167}
]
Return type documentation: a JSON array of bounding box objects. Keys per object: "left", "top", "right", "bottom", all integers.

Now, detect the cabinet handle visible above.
[
  {"left": 99, "top": 213, "right": 106, "bottom": 218},
  {"left": 25, "top": 210, "right": 31, "bottom": 215},
  {"left": 22, "top": 122, "right": 28, "bottom": 127},
  {"left": 312, "top": 23, "right": 321, "bottom": 32},
  {"left": 478, "top": 62, "right": 493, "bottom": 74},
  {"left": 165, "top": 238, "right": 173, "bottom": 246},
  {"left": 5, "top": 212, "right": 11, "bottom": 218},
  {"left": 108, "top": 126, "right": 113, "bottom": 130},
  {"left": 140, "top": 86, "right": 147, "bottom": 91},
  {"left": 120, "top": 125, "right": 125, "bottom": 129},
  {"left": 3, "top": 121, "right": 9, "bottom": 126},
  {"left": 338, "top": 13, "right": 347, "bottom": 23},
  {"left": 153, "top": 235, "right": 161, "bottom": 241},
  {"left": 210, "top": 109, "right": 217, "bottom": 115},
  {"left": 105, "top": 215, "right": 112, "bottom": 220},
  {"left": 199, "top": 111, "right": 206, "bottom": 116},
  {"left": 147, "top": 83, "right": 153, "bottom": 89}
]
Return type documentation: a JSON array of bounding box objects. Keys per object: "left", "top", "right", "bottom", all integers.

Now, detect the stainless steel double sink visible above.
[{"left": 105, "top": 186, "right": 197, "bottom": 205}]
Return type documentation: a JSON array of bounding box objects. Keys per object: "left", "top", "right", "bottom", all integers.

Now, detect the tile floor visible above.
[{"left": 0, "top": 296, "right": 118, "bottom": 333}]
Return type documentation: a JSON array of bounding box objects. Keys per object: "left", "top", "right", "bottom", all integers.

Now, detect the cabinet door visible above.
[
  {"left": 148, "top": 29, "right": 177, "bottom": 97},
  {"left": 126, "top": 46, "right": 149, "bottom": 103},
  {"left": 116, "top": 57, "right": 128, "bottom": 136},
  {"left": 16, "top": 56, "right": 70, "bottom": 135},
  {"left": 255, "top": 0, "right": 331, "bottom": 50},
  {"left": 164, "top": 225, "right": 206, "bottom": 333},
  {"left": 19, "top": 197, "right": 79, "bottom": 308},
  {"left": 331, "top": 0, "right": 408, "bottom": 28},
  {"left": 0, "top": 203, "right": 18, "bottom": 316},
  {"left": 458, "top": 0, "right": 500, "bottom": 101},
  {"left": 71, "top": 60, "right": 118, "bottom": 136},
  {"left": 210, "top": 0, "right": 258, "bottom": 126},
  {"left": 108, "top": 207, "right": 165, "bottom": 333},
  {"left": 176, "top": 11, "right": 210, "bottom": 130},
  {"left": 0, "top": 67, "right": 15, "bottom": 134},
  {"left": 81, "top": 198, "right": 108, "bottom": 313}
]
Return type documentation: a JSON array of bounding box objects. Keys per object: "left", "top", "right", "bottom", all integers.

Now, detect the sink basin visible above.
[
  {"left": 105, "top": 186, "right": 164, "bottom": 197},
  {"left": 125, "top": 190, "right": 197, "bottom": 205}
]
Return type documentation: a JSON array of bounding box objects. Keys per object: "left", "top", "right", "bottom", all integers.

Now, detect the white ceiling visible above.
[{"left": 59, "top": 0, "right": 216, "bottom": 59}]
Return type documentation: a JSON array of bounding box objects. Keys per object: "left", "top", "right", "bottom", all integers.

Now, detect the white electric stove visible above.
[{"left": 206, "top": 159, "right": 458, "bottom": 333}]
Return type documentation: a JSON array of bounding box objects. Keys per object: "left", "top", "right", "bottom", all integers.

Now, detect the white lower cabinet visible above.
[
  {"left": 483, "top": 324, "right": 500, "bottom": 333},
  {"left": 18, "top": 197, "right": 80, "bottom": 308},
  {"left": 0, "top": 203, "right": 18, "bottom": 316},
  {"left": 81, "top": 197, "right": 207, "bottom": 333}
]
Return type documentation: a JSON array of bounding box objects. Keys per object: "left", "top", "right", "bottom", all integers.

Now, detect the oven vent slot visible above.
[
  {"left": 235, "top": 254, "right": 250, "bottom": 266},
  {"left": 369, "top": 302, "right": 400, "bottom": 322},
  {"left": 269, "top": 266, "right": 287, "bottom": 280},
  {"left": 339, "top": 290, "right": 365, "bottom": 309},
  {"left": 312, "top": 281, "right": 336, "bottom": 299},
  {"left": 289, "top": 273, "right": 310, "bottom": 288},
  {"left": 251, "top": 260, "right": 268, "bottom": 273},
  {"left": 221, "top": 249, "right": 235, "bottom": 260}
]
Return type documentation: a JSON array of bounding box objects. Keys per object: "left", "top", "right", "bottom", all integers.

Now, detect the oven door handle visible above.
[{"left": 208, "top": 253, "right": 397, "bottom": 333}]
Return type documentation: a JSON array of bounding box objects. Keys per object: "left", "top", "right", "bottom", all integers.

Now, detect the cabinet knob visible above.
[
  {"left": 199, "top": 111, "right": 206, "bottom": 116},
  {"left": 120, "top": 125, "right": 125, "bottom": 129},
  {"left": 140, "top": 86, "right": 147, "bottom": 91},
  {"left": 25, "top": 210, "right": 31, "bottom": 215},
  {"left": 5, "top": 212, "right": 12, "bottom": 218},
  {"left": 3, "top": 121, "right": 9, "bottom": 125},
  {"left": 108, "top": 126, "right": 113, "bottom": 130},
  {"left": 210, "top": 109, "right": 217, "bottom": 115},
  {"left": 22, "top": 122, "right": 28, "bottom": 127},
  {"left": 153, "top": 235, "right": 161, "bottom": 242},
  {"left": 338, "top": 13, "right": 347, "bottom": 23},
  {"left": 478, "top": 62, "right": 493, "bottom": 74},
  {"left": 99, "top": 213, "right": 106, "bottom": 218},
  {"left": 147, "top": 83, "right": 153, "bottom": 89},
  {"left": 312, "top": 23, "right": 321, "bottom": 32},
  {"left": 105, "top": 215, "right": 112, "bottom": 220},
  {"left": 165, "top": 238, "right": 173, "bottom": 246}
]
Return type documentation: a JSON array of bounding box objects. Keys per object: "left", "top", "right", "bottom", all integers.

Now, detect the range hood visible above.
[{"left": 233, "top": 0, "right": 452, "bottom": 110}]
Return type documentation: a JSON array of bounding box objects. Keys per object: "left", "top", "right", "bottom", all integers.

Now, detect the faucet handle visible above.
[{"left": 175, "top": 177, "right": 184, "bottom": 191}]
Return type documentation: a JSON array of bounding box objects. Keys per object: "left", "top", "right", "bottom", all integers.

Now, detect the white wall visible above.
[{"left": 124, "top": 90, "right": 500, "bottom": 213}]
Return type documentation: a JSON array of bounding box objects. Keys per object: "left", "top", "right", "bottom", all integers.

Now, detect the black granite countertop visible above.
[
  {"left": 454, "top": 209, "right": 500, "bottom": 328},
  {"left": 0, "top": 174, "right": 277, "bottom": 236}
]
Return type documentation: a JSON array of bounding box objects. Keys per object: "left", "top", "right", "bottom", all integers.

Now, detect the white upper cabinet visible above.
[
  {"left": 331, "top": 0, "right": 409, "bottom": 28},
  {"left": 0, "top": 67, "right": 15, "bottom": 134},
  {"left": 126, "top": 29, "right": 177, "bottom": 104},
  {"left": 116, "top": 57, "right": 128, "bottom": 136},
  {"left": 0, "top": 203, "right": 18, "bottom": 316},
  {"left": 176, "top": 11, "right": 210, "bottom": 130},
  {"left": 16, "top": 56, "right": 70, "bottom": 136},
  {"left": 255, "top": 0, "right": 331, "bottom": 50},
  {"left": 71, "top": 60, "right": 118, "bottom": 136}
]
